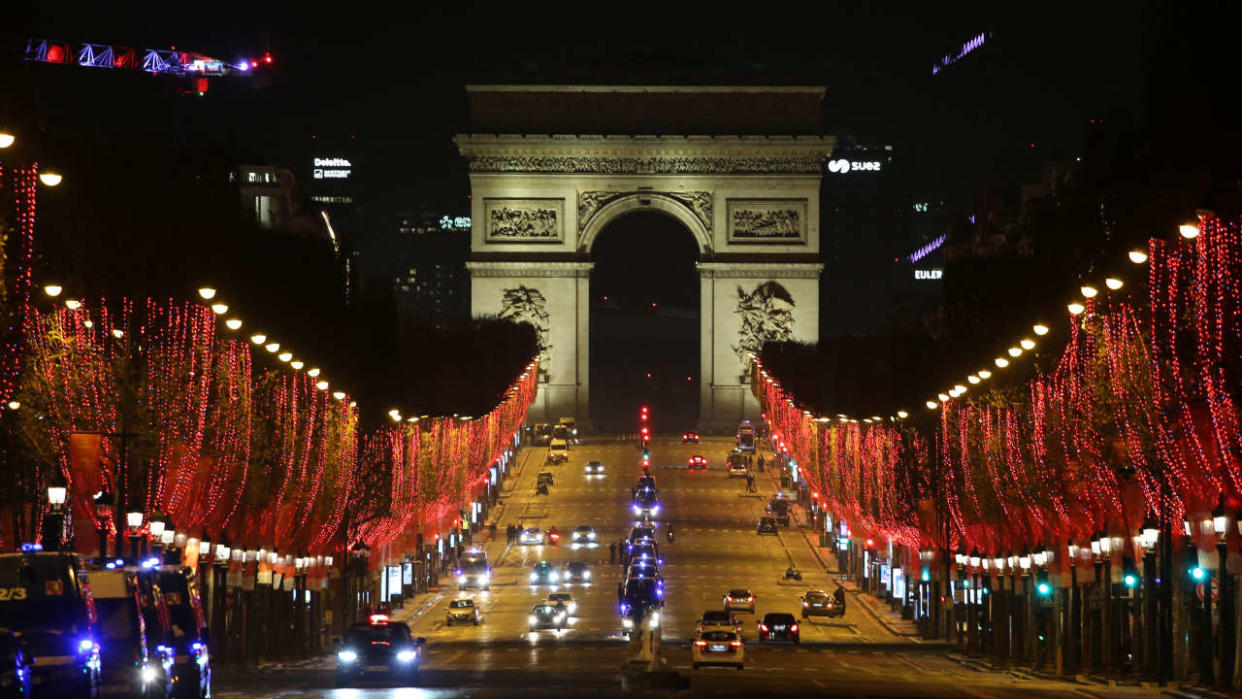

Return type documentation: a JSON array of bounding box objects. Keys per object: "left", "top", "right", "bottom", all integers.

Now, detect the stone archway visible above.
[{"left": 457, "top": 86, "right": 833, "bottom": 431}]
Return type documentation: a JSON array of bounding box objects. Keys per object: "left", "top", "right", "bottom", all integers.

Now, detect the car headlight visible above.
[
  {"left": 528, "top": 615, "right": 537, "bottom": 624},
  {"left": 479, "top": 572, "right": 490, "bottom": 583},
  {"left": 457, "top": 575, "right": 466, "bottom": 583},
  {"left": 649, "top": 612, "right": 660, "bottom": 629},
  {"left": 397, "top": 650, "right": 417, "bottom": 663},
  {"left": 588, "top": 532, "right": 596, "bottom": 540},
  {"left": 140, "top": 665, "right": 158, "bottom": 684},
  {"left": 568, "top": 603, "right": 577, "bottom": 613},
  {"left": 555, "top": 613, "right": 565, "bottom": 622},
  {"left": 549, "top": 572, "right": 558, "bottom": 582},
  {"left": 584, "top": 570, "right": 591, "bottom": 580},
  {"left": 622, "top": 618, "right": 634, "bottom": 628},
  {"left": 337, "top": 650, "right": 358, "bottom": 663},
  {"left": 632, "top": 505, "right": 640, "bottom": 514},
  {"left": 652, "top": 504, "right": 660, "bottom": 514},
  {"left": 530, "top": 573, "right": 538, "bottom": 582}
]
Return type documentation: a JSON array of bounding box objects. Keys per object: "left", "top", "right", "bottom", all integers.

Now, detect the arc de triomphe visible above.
[{"left": 458, "top": 85, "right": 833, "bottom": 431}]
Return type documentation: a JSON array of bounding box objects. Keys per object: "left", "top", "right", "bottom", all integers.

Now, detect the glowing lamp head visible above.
[
  {"left": 210, "top": 303, "right": 229, "bottom": 315},
  {"left": 1032, "top": 324, "right": 1049, "bottom": 336},
  {"left": 938, "top": 392, "right": 950, "bottom": 402},
  {"left": 250, "top": 334, "right": 266, "bottom": 345},
  {"left": 265, "top": 342, "right": 280, "bottom": 353},
  {"left": 308, "top": 368, "right": 321, "bottom": 377},
  {"left": 1007, "top": 347, "right": 1022, "bottom": 358},
  {"left": 38, "top": 172, "right": 63, "bottom": 187},
  {"left": 1080, "top": 285, "right": 1098, "bottom": 299},
  {"left": 926, "top": 401, "right": 939, "bottom": 409},
  {"left": 994, "top": 357, "right": 1010, "bottom": 368},
  {"left": 197, "top": 287, "right": 217, "bottom": 300},
  {"left": 1105, "top": 278, "right": 1123, "bottom": 291},
  {"left": 1068, "top": 302, "right": 1086, "bottom": 315},
  {"left": 43, "top": 284, "right": 63, "bottom": 297},
  {"left": 978, "top": 370, "right": 992, "bottom": 379},
  {"left": 1179, "top": 223, "right": 1200, "bottom": 239},
  {"left": 225, "top": 318, "right": 242, "bottom": 330},
  {"left": 278, "top": 352, "right": 293, "bottom": 362},
  {"left": 0, "top": 132, "right": 13, "bottom": 149},
  {"left": 290, "top": 360, "right": 304, "bottom": 370},
  {"left": 967, "top": 375, "right": 980, "bottom": 384},
  {"left": 332, "top": 391, "right": 346, "bottom": 400},
  {"left": 1129, "top": 249, "right": 1149, "bottom": 264},
  {"left": 316, "top": 380, "right": 329, "bottom": 391},
  {"left": 897, "top": 410, "right": 908, "bottom": 419},
  {"left": 64, "top": 299, "right": 82, "bottom": 310}
]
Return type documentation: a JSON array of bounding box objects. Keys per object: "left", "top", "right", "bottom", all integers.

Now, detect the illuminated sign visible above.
[
  {"left": 827, "top": 158, "right": 882, "bottom": 174},
  {"left": 439, "top": 215, "right": 472, "bottom": 230},
  {"left": 914, "top": 269, "right": 944, "bottom": 280},
  {"left": 312, "top": 157, "right": 352, "bottom": 180},
  {"left": 932, "top": 31, "right": 992, "bottom": 75}
]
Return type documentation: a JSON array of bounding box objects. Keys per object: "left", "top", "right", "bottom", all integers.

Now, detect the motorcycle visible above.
[
  {"left": 783, "top": 567, "right": 803, "bottom": 581},
  {"left": 666, "top": 529, "right": 675, "bottom": 543}
]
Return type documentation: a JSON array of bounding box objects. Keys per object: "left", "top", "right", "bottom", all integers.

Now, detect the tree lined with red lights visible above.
[{"left": 757, "top": 214, "right": 1242, "bottom": 569}]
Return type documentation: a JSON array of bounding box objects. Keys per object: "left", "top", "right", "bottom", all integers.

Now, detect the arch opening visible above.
[{"left": 589, "top": 211, "right": 701, "bottom": 432}]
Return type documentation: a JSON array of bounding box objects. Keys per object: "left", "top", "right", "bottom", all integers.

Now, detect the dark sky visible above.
[{"left": 15, "top": 0, "right": 1222, "bottom": 213}]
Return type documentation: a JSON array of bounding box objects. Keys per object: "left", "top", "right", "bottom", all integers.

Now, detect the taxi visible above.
[{"left": 692, "top": 629, "right": 745, "bottom": 669}]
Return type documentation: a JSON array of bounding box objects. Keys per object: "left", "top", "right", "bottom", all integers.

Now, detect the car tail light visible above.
[
  {"left": 747, "top": 596, "right": 754, "bottom": 601},
  {"left": 730, "top": 640, "right": 743, "bottom": 647},
  {"left": 791, "top": 624, "right": 799, "bottom": 633},
  {"left": 802, "top": 601, "right": 809, "bottom": 607},
  {"left": 758, "top": 624, "right": 768, "bottom": 631},
  {"left": 693, "top": 640, "right": 707, "bottom": 647}
]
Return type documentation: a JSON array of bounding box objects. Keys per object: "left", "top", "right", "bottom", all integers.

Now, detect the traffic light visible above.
[
  {"left": 1122, "top": 555, "right": 1139, "bottom": 589},
  {"left": 1036, "top": 569, "right": 1052, "bottom": 597},
  {"left": 640, "top": 405, "right": 649, "bottom": 421}
]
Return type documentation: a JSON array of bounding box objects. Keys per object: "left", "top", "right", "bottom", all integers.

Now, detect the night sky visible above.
[{"left": 8, "top": 1, "right": 1241, "bottom": 424}]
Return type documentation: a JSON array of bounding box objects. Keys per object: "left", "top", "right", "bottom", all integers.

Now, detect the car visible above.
[
  {"left": 767, "top": 498, "right": 791, "bottom": 526},
  {"left": 551, "top": 424, "right": 572, "bottom": 442},
  {"left": 698, "top": 610, "right": 742, "bottom": 634},
  {"left": 336, "top": 616, "right": 424, "bottom": 686},
  {"left": 723, "top": 589, "right": 756, "bottom": 613},
  {"left": 563, "top": 561, "right": 592, "bottom": 584},
  {"left": 558, "top": 417, "right": 578, "bottom": 441},
  {"left": 532, "top": 423, "right": 552, "bottom": 445},
  {"left": 687, "top": 455, "right": 708, "bottom": 471},
  {"left": 729, "top": 461, "right": 749, "bottom": 478},
  {"left": 757, "top": 517, "right": 779, "bottom": 535},
  {"left": 571, "top": 525, "right": 597, "bottom": 545},
  {"left": 635, "top": 474, "right": 657, "bottom": 491},
  {"left": 0, "top": 629, "right": 31, "bottom": 699},
  {"left": 632, "top": 493, "right": 660, "bottom": 519},
  {"left": 629, "top": 542, "right": 662, "bottom": 566},
  {"left": 692, "top": 629, "right": 745, "bottom": 669},
  {"left": 456, "top": 550, "right": 492, "bottom": 589},
  {"left": 519, "top": 528, "right": 546, "bottom": 545},
  {"left": 681, "top": 432, "right": 700, "bottom": 444},
  {"left": 757, "top": 612, "right": 800, "bottom": 643},
  {"left": 583, "top": 460, "right": 606, "bottom": 475},
  {"left": 545, "top": 592, "right": 578, "bottom": 616},
  {"left": 801, "top": 589, "right": 844, "bottom": 618},
  {"left": 93, "top": 567, "right": 173, "bottom": 698},
  {"left": 528, "top": 604, "right": 566, "bottom": 632},
  {"left": 529, "top": 561, "right": 559, "bottom": 586},
  {"left": 625, "top": 526, "right": 655, "bottom": 552},
  {"left": 537, "top": 471, "right": 555, "bottom": 487},
  {"left": 547, "top": 439, "right": 570, "bottom": 464},
  {"left": 445, "top": 598, "right": 480, "bottom": 626},
  {"left": 621, "top": 578, "right": 664, "bottom": 610},
  {"left": 625, "top": 563, "right": 664, "bottom": 590}
]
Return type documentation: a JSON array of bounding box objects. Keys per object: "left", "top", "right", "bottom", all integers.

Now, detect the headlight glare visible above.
[
  {"left": 337, "top": 650, "right": 358, "bottom": 663},
  {"left": 397, "top": 650, "right": 417, "bottom": 663}
]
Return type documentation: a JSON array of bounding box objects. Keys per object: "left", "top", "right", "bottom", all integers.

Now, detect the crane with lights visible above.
[{"left": 24, "top": 37, "right": 271, "bottom": 79}]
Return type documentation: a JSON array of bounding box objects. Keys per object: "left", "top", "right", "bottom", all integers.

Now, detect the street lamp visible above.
[
  {"left": 125, "top": 502, "right": 144, "bottom": 560},
  {"left": 1212, "top": 496, "right": 1236, "bottom": 684},
  {"left": 92, "top": 491, "right": 114, "bottom": 558},
  {"left": 37, "top": 171, "right": 63, "bottom": 187},
  {"left": 148, "top": 511, "right": 167, "bottom": 547},
  {"left": 41, "top": 471, "right": 69, "bottom": 551}
]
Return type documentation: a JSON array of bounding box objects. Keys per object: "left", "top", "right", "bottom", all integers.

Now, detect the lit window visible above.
[{"left": 247, "top": 171, "right": 258, "bottom": 183}]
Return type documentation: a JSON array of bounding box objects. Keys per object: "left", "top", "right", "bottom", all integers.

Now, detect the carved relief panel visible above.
[{"left": 484, "top": 198, "right": 564, "bottom": 243}]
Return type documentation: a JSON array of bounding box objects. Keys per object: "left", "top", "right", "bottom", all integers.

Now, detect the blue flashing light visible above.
[
  {"left": 191, "top": 641, "right": 205, "bottom": 652},
  {"left": 1191, "top": 566, "right": 1206, "bottom": 581},
  {"left": 77, "top": 638, "right": 96, "bottom": 653},
  {"left": 20, "top": 543, "right": 42, "bottom": 553},
  {"left": 141, "top": 557, "right": 161, "bottom": 569}
]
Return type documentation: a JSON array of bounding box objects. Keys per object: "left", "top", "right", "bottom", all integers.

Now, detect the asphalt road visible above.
[{"left": 214, "top": 436, "right": 1167, "bottom": 697}]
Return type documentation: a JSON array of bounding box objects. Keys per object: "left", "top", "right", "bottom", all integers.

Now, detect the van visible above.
[
  {"left": 547, "top": 439, "right": 569, "bottom": 464},
  {"left": 93, "top": 567, "right": 171, "bottom": 697},
  {"left": 0, "top": 550, "right": 100, "bottom": 696},
  {"left": 558, "top": 417, "right": 578, "bottom": 441},
  {"left": 151, "top": 566, "right": 211, "bottom": 698}
]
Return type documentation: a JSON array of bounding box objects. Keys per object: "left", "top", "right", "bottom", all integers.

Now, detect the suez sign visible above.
[
  {"left": 827, "top": 158, "right": 882, "bottom": 174},
  {"left": 914, "top": 269, "right": 944, "bottom": 280},
  {"left": 312, "top": 157, "right": 352, "bottom": 180}
]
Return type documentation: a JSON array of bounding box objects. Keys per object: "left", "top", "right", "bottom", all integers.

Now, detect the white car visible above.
[
  {"left": 583, "top": 460, "right": 605, "bottom": 475},
  {"left": 519, "top": 528, "right": 546, "bottom": 545},
  {"left": 728, "top": 462, "right": 749, "bottom": 478},
  {"left": 692, "top": 629, "right": 745, "bottom": 669},
  {"left": 545, "top": 592, "right": 577, "bottom": 616},
  {"left": 548, "top": 439, "right": 570, "bottom": 464},
  {"left": 723, "top": 589, "right": 755, "bottom": 613}
]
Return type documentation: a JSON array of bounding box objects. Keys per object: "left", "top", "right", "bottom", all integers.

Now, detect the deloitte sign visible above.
[{"left": 312, "top": 157, "right": 352, "bottom": 180}]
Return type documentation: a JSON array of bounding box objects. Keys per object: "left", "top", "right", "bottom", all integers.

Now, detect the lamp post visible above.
[
  {"left": 968, "top": 548, "right": 982, "bottom": 653},
  {"left": 41, "top": 471, "right": 68, "bottom": 551},
  {"left": 1067, "top": 540, "right": 1082, "bottom": 671},
  {"left": 159, "top": 521, "right": 177, "bottom": 564},
  {"left": 125, "top": 502, "right": 144, "bottom": 561},
  {"left": 954, "top": 547, "right": 967, "bottom": 646},
  {"left": 1140, "top": 517, "right": 1159, "bottom": 681},
  {"left": 1212, "top": 498, "right": 1233, "bottom": 688},
  {"left": 91, "top": 491, "right": 114, "bottom": 559},
  {"left": 1019, "top": 548, "right": 1032, "bottom": 662},
  {"left": 148, "top": 511, "right": 166, "bottom": 555},
  {"left": 991, "top": 554, "right": 1006, "bottom": 659},
  {"left": 1094, "top": 530, "right": 1114, "bottom": 673}
]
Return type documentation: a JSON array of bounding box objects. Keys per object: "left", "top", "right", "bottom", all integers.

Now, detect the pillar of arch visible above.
[{"left": 457, "top": 86, "right": 833, "bottom": 431}]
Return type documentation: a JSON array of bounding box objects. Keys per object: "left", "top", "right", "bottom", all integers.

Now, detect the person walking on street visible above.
[
  {"left": 609, "top": 541, "right": 617, "bottom": 564},
  {"left": 746, "top": 472, "right": 756, "bottom": 493}
]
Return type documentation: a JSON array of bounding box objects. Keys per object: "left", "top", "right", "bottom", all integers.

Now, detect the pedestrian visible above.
[
  {"left": 747, "top": 473, "right": 756, "bottom": 493},
  {"left": 506, "top": 524, "right": 513, "bottom": 544},
  {"left": 609, "top": 541, "right": 617, "bottom": 564}
]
